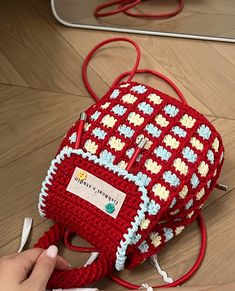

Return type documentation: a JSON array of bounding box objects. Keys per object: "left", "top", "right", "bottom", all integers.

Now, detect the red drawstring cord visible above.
[{"left": 82, "top": 37, "right": 141, "bottom": 103}]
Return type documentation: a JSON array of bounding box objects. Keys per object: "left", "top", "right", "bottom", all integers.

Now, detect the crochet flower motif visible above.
[
  {"left": 175, "top": 226, "right": 185, "bottom": 236},
  {"left": 170, "top": 209, "right": 179, "bottom": 215},
  {"left": 191, "top": 173, "right": 199, "bottom": 189},
  {"left": 164, "top": 105, "right": 179, "bottom": 117},
  {"left": 212, "top": 137, "right": 219, "bottom": 152},
  {"left": 118, "top": 124, "right": 134, "bottom": 138},
  {"left": 164, "top": 135, "right": 179, "bottom": 149},
  {"left": 163, "top": 171, "right": 180, "bottom": 187},
  {"left": 131, "top": 85, "right": 147, "bottom": 94},
  {"left": 154, "top": 146, "right": 171, "bottom": 161},
  {"left": 101, "top": 115, "right": 117, "bottom": 128},
  {"left": 140, "top": 218, "right": 150, "bottom": 230},
  {"left": 172, "top": 126, "right": 187, "bottom": 138},
  {"left": 179, "top": 185, "right": 188, "bottom": 199},
  {"left": 207, "top": 180, "right": 211, "bottom": 188},
  {"left": 173, "top": 158, "right": 189, "bottom": 176},
  {"left": 164, "top": 228, "right": 174, "bottom": 242},
  {"left": 136, "top": 172, "right": 151, "bottom": 187},
  {"left": 149, "top": 232, "right": 162, "bottom": 248},
  {"left": 92, "top": 128, "right": 107, "bottom": 140},
  {"left": 84, "top": 139, "right": 98, "bottom": 154},
  {"left": 213, "top": 169, "right": 217, "bottom": 177},
  {"left": 136, "top": 134, "right": 152, "bottom": 149},
  {"left": 147, "top": 200, "right": 160, "bottom": 215},
  {"left": 105, "top": 203, "right": 115, "bottom": 214},
  {"left": 197, "top": 124, "right": 211, "bottom": 140},
  {"left": 128, "top": 112, "right": 144, "bottom": 126},
  {"left": 145, "top": 123, "right": 162, "bottom": 138},
  {"left": 118, "top": 160, "right": 127, "bottom": 169},
  {"left": 138, "top": 102, "right": 154, "bottom": 115},
  {"left": 112, "top": 104, "right": 127, "bottom": 116},
  {"left": 180, "top": 114, "right": 196, "bottom": 128},
  {"left": 84, "top": 122, "right": 91, "bottom": 132},
  {"left": 198, "top": 161, "right": 209, "bottom": 177},
  {"left": 120, "top": 83, "right": 130, "bottom": 88},
  {"left": 110, "top": 89, "right": 120, "bottom": 99},
  {"left": 187, "top": 211, "right": 194, "bottom": 219},
  {"left": 196, "top": 188, "right": 205, "bottom": 200},
  {"left": 90, "top": 111, "right": 101, "bottom": 121},
  {"left": 152, "top": 184, "right": 170, "bottom": 201},
  {"left": 145, "top": 159, "right": 162, "bottom": 174},
  {"left": 185, "top": 199, "right": 193, "bottom": 210},
  {"left": 182, "top": 147, "right": 197, "bottom": 163},
  {"left": 138, "top": 240, "right": 149, "bottom": 253},
  {"left": 147, "top": 93, "right": 162, "bottom": 105},
  {"left": 155, "top": 114, "right": 169, "bottom": 127},
  {"left": 76, "top": 170, "right": 87, "bottom": 181},
  {"left": 126, "top": 148, "right": 134, "bottom": 158},
  {"left": 69, "top": 132, "right": 76, "bottom": 143},
  {"left": 190, "top": 137, "right": 203, "bottom": 151},
  {"left": 108, "top": 136, "right": 125, "bottom": 151},
  {"left": 101, "top": 102, "right": 110, "bottom": 109},
  {"left": 122, "top": 93, "right": 137, "bottom": 104},
  {"left": 132, "top": 233, "right": 141, "bottom": 244},
  {"left": 99, "top": 150, "right": 115, "bottom": 165}
]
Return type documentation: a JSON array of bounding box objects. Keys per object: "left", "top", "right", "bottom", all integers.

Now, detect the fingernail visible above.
[{"left": 46, "top": 245, "right": 58, "bottom": 259}]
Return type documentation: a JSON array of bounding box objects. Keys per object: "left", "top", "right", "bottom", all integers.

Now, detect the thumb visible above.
[{"left": 26, "top": 245, "right": 58, "bottom": 290}]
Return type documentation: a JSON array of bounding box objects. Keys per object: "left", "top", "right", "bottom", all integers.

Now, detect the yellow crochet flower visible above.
[
  {"left": 173, "top": 158, "right": 188, "bottom": 175},
  {"left": 198, "top": 161, "right": 209, "bottom": 177},
  {"left": 128, "top": 112, "right": 144, "bottom": 126},
  {"left": 122, "top": 93, "right": 137, "bottom": 104},
  {"left": 147, "top": 93, "right": 162, "bottom": 105},
  {"left": 120, "top": 83, "right": 130, "bottom": 88},
  {"left": 76, "top": 170, "right": 87, "bottom": 181},
  {"left": 196, "top": 188, "right": 205, "bottom": 200},
  {"left": 149, "top": 232, "right": 162, "bottom": 248},
  {"left": 145, "top": 159, "right": 162, "bottom": 174},
  {"left": 180, "top": 114, "right": 196, "bottom": 128},
  {"left": 84, "top": 122, "right": 91, "bottom": 132},
  {"left": 152, "top": 184, "right": 169, "bottom": 201},
  {"left": 212, "top": 137, "right": 219, "bottom": 152},
  {"left": 108, "top": 136, "right": 125, "bottom": 151},
  {"left": 170, "top": 209, "right": 179, "bottom": 215},
  {"left": 84, "top": 139, "right": 98, "bottom": 154},
  {"left": 187, "top": 211, "right": 194, "bottom": 219},
  {"left": 179, "top": 185, "right": 188, "bottom": 199},
  {"left": 175, "top": 226, "right": 185, "bottom": 235},
  {"left": 190, "top": 137, "right": 203, "bottom": 151},
  {"left": 136, "top": 134, "right": 152, "bottom": 149},
  {"left": 118, "top": 160, "right": 127, "bottom": 169},
  {"left": 101, "top": 115, "right": 117, "bottom": 128},
  {"left": 155, "top": 114, "right": 169, "bottom": 127},
  {"left": 101, "top": 102, "right": 110, "bottom": 109},
  {"left": 140, "top": 219, "right": 150, "bottom": 230},
  {"left": 164, "top": 134, "right": 179, "bottom": 149}
]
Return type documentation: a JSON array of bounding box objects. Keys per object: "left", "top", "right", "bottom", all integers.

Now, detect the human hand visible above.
[{"left": 0, "top": 245, "right": 69, "bottom": 291}]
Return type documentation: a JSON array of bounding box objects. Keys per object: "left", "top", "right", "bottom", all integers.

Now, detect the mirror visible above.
[{"left": 51, "top": 0, "right": 235, "bottom": 43}]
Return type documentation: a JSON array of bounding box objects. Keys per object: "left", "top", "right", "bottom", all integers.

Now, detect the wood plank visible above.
[{"left": 0, "top": 84, "right": 27, "bottom": 102}]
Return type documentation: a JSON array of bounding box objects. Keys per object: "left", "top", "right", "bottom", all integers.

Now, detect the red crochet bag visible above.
[{"left": 35, "top": 38, "right": 224, "bottom": 289}]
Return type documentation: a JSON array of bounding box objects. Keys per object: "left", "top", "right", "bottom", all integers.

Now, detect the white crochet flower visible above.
[
  {"left": 128, "top": 112, "right": 144, "bottom": 126},
  {"left": 187, "top": 211, "right": 194, "bottom": 219},
  {"left": 120, "top": 83, "right": 130, "bottom": 88},
  {"left": 140, "top": 219, "right": 150, "bottom": 230},
  {"left": 101, "top": 102, "right": 110, "bottom": 109},
  {"left": 152, "top": 184, "right": 169, "bottom": 201},
  {"left": 84, "top": 122, "right": 91, "bottom": 131},
  {"left": 196, "top": 188, "right": 205, "bottom": 200},
  {"left": 173, "top": 158, "right": 188, "bottom": 175},
  {"left": 179, "top": 185, "right": 188, "bottom": 199},
  {"left": 118, "top": 160, "right": 127, "bottom": 169},
  {"left": 212, "top": 137, "right": 219, "bottom": 152},
  {"left": 190, "top": 137, "right": 203, "bottom": 151},
  {"left": 180, "top": 114, "right": 196, "bottom": 128},
  {"left": 213, "top": 169, "right": 217, "bottom": 177},
  {"left": 147, "top": 93, "right": 162, "bottom": 105},
  {"left": 198, "top": 161, "right": 209, "bottom": 177},
  {"left": 108, "top": 136, "right": 125, "bottom": 151},
  {"left": 84, "top": 139, "right": 98, "bottom": 154},
  {"left": 149, "top": 232, "right": 162, "bottom": 248},
  {"left": 155, "top": 114, "right": 169, "bottom": 127},
  {"left": 164, "top": 134, "right": 179, "bottom": 149},
  {"left": 175, "top": 226, "right": 185, "bottom": 235},
  {"left": 145, "top": 159, "right": 162, "bottom": 174},
  {"left": 101, "top": 115, "right": 117, "bottom": 128},
  {"left": 122, "top": 93, "right": 137, "bottom": 104}
]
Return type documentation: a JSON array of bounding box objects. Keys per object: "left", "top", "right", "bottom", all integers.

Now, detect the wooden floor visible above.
[{"left": 0, "top": 0, "right": 235, "bottom": 289}]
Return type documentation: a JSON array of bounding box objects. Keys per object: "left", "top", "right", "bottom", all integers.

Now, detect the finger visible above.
[
  {"left": 25, "top": 245, "right": 58, "bottom": 290},
  {"left": 55, "top": 255, "right": 71, "bottom": 270}
]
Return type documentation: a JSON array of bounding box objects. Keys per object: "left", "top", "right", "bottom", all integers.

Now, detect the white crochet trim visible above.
[{"left": 149, "top": 255, "right": 174, "bottom": 284}]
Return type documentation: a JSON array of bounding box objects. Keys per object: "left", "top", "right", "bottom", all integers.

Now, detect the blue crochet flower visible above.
[
  {"left": 145, "top": 123, "right": 162, "bottom": 138},
  {"left": 182, "top": 147, "right": 197, "bottom": 163},
  {"left": 185, "top": 199, "right": 193, "bottom": 210},
  {"left": 147, "top": 200, "right": 160, "bottom": 215},
  {"left": 90, "top": 111, "right": 101, "bottom": 121},
  {"left": 138, "top": 240, "right": 149, "bottom": 253},
  {"left": 138, "top": 102, "right": 154, "bottom": 115},
  {"left": 170, "top": 197, "right": 177, "bottom": 209},
  {"left": 197, "top": 124, "right": 211, "bottom": 140},
  {"left": 172, "top": 126, "right": 187, "bottom": 138},
  {"left": 131, "top": 85, "right": 147, "bottom": 94},
  {"left": 92, "top": 128, "right": 107, "bottom": 140},
  {"left": 163, "top": 171, "right": 180, "bottom": 187},
  {"left": 136, "top": 172, "right": 151, "bottom": 187},
  {"left": 126, "top": 148, "right": 134, "bottom": 158},
  {"left": 99, "top": 150, "right": 115, "bottom": 165},
  {"left": 110, "top": 89, "right": 120, "bottom": 99},
  {"left": 69, "top": 132, "right": 76, "bottom": 143},
  {"left": 118, "top": 124, "right": 134, "bottom": 138},
  {"left": 191, "top": 173, "right": 199, "bottom": 189},
  {"left": 131, "top": 233, "right": 142, "bottom": 244},
  {"left": 111, "top": 104, "right": 127, "bottom": 116},
  {"left": 164, "top": 228, "right": 174, "bottom": 242},
  {"left": 164, "top": 105, "right": 179, "bottom": 117},
  {"left": 207, "top": 150, "right": 214, "bottom": 164},
  {"left": 154, "top": 146, "right": 171, "bottom": 161}
]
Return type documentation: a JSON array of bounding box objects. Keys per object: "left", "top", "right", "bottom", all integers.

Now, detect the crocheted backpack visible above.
[{"left": 35, "top": 38, "right": 224, "bottom": 289}]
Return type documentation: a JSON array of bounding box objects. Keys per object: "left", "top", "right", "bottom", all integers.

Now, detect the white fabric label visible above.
[{"left": 66, "top": 167, "right": 126, "bottom": 218}]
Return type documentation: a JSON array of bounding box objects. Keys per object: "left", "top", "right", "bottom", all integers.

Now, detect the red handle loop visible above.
[
  {"left": 34, "top": 224, "right": 113, "bottom": 289},
  {"left": 94, "top": 0, "right": 141, "bottom": 18},
  {"left": 82, "top": 37, "right": 141, "bottom": 102},
  {"left": 110, "top": 213, "right": 207, "bottom": 289}
]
